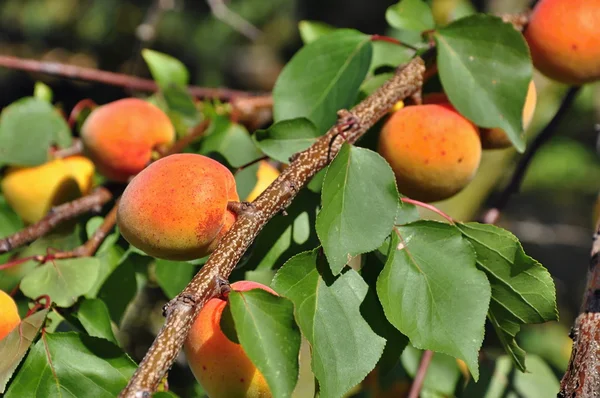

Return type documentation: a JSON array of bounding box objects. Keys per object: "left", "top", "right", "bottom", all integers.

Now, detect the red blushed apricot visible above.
[
  {"left": 81, "top": 98, "right": 175, "bottom": 182},
  {"left": 378, "top": 103, "right": 481, "bottom": 202},
  {"left": 525, "top": 0, "right": 600, "bottom": 85},
  {"left": 185, "top": 281, "right": 276, "bottom": 398},
  {"left": 117, "top": 154, "right": 239, "bottom": 261},
  {"left": 0, "top": 290, "right": 20, "bottom": 340}
]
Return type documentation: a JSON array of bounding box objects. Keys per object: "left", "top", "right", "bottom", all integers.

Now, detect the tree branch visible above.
[
  {"left": 0, "top": 55, "right": 263, "bottom": 101},
  {"left": 119, "top": 56, "right": 426, "bottom": 397},
  {"left": 206, "top": 0, "right": 262, "bottom": 41},
  {"left": 559, "top": 223, "right": 600, "bottom": 396},
  {"left": 0, "top": 187, "right": 113, "bottom": 255},
  {"left": 480, "top": 86, "right": 581, "bottom": 224}
]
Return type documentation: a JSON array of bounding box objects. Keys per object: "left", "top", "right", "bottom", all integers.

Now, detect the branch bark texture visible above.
[{"left": 120, "top": 57, "right": 426, "bottom": 397}]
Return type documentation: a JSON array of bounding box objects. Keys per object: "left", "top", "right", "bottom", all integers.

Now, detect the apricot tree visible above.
[{"left": 0, "top": 0, "right": 598, "bottom": 397}]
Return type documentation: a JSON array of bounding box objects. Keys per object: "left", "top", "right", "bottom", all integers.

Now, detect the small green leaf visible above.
[
  {"left": 434, "top": 15, "right": 532, "bottom": 152},
  {"left": 76, "top": 299, "right": 118, "bottom": 345},
  {"left": 0, "top": 309, "right": 48, "bottom": 393},
  {"left": 253, "top": 118, "right": 320, "bottom": 163},
  {"left": 0, "top": 97, "right": 71, "bottom": 166},
  {"left": 154, "top": 260, "right": 197, "bottom": 299},
  {"left": 20, "top": 257, "right": 100, "bottom": 308},
  {"left": 369, "top": 40, "right": 415, "bottom": 75},
  {"left": 317, "top": 144, "right": 399, "bottom": 274},
  {"left": 456, "top": 222, "right": 558, "bottom": 371},
  {"left": 229, "top": 289, "right": 301, "bottom": 398},
  {"left": 386, "top": 0, "right": 435, "bottom": 32},
  {"left": 200, "top": 120, "right": 263, "bottom": 168},
  {"left": 5, "top": 333, "right": 137, "bottom": 397},
  {"left": 401, "top": 345, "right": 461, "bottom": 396},
  {"left": 97, "top": 254, "right": 138, "bottom": 324},
  {"left": 234, "top": 162, "right": 259, "bottom": 200},
  {"left": 377, "top": 221, "right": 491, "bottom": 380},
  {"left": 273, "top": 29, "right": 372, "bottom": 134},
  {"left": 272, "top": 249, "right": 386, "bottom": 398},
  {"left": 161, "top": 84, "right": 201, "bottom": 128},
  {"left": 142, "top": 49, "right": 189, "bottom": 87},
  {"left": 33, "top": 82, "right": 53, "bottom": 103},
  {"left": 0, "top": 195, "right": 23, "bottom": 264},
  {"left": 298, "top": 20, "right": 336, "bottom": 44}
]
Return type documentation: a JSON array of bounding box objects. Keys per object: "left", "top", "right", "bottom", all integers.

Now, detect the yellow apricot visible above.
[
  {"left": 378, "top": 103, "right": 481, "bottom": 202},
  {"left": 117, "top": 154, "right": 239, "bottom": 261},
  {"left": 525, "top": 0, "right": 600, "bottom": 85},
  {"left": 479, "top": 81, "right": 537, "bottom": 149},
  {"left": 80, "top": 98, "right": 175, "bottom": 182},
  {"left": 0, "top": 290, "right": 20, "bottom": 340},
  {"left": 245, "top": 161, "right": 280, "bottom": 202},
  {"left": 185, "top": 281, "right": 275, "bottom": 398},
  {"left": 1, "top": 156, "right": 95, "bottom": 224}
]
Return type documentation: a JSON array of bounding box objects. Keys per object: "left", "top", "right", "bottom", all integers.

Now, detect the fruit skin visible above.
[
  {"left": 80, "top": 98, "right": 175, "bottom": 182},
  {"left": 185, "top": 281, "right": 276, "bottom": 398},
  {"left": 525, "top": 0, "right": 600, "bottom": 85},
  {"left": 0, "top": 290, "right": 20, "bottom": 340},
  {"left": 245, "top": 161, "right": 280, "bottom": 202},
  {"left": 378, "top": 103, "right": 481, "bottom": 202},
  {"left": 1, "top": 156, "right": 95, "bottom": 224},
  {"left": 117, "top": 153, "right": 239, "bottom": 261}
]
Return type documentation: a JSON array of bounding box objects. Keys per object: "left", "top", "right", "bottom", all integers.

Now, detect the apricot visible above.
[
  {"left": 378, "top": 103, "right": 481, "bottom": 202},
  {"left": 184, "top": 281, "right": 276, "bottom": 398},
  {"left": 245, "top": 161, "right": 280, "bottom": 202},
  {"left": 0, "top": 290, "right": 20, "bottom": 340},
  {"left": 525, "top": 0, "right": 600, "bottom": 85},
  {"left": 80, "top": 98, "right": 175, "bottom": 182},
  {"left": 479, "top": 81, "right": 537, "bottom": 149},
  {"left": 1, "top": 156, "right": 95, "bottom": 224},
  {"left": 117, "top": 153, "right": 239, "bottom": 261}
]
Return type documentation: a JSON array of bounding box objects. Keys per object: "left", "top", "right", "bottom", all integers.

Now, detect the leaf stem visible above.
[
  {"left": 370, "top": 35, "right": 419, "bottom": 51},
  {"left": 408, "top": 350, "right": 434, "bottom": 398},
  {"left": 400, "top": 197, "right": 455, "bottom": 224}
]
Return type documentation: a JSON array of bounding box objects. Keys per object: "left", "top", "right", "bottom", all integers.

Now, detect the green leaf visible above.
[
  {"left": 229, "top": 289, "right": 301, "bottom": 398},
  {"left": 434, "top": 14, "right": 532, "bottom": 152},
  {"left": 0, "top": 97, "right": 71, "bottom": 166},
  {"left": 456, "top": 222, "right": 558, "bottom": 371},
  {"left": 369, "top": 41, "right": 415, "bottom": 75},
  {"left": 386, "top": 0, "right": 435, "bottom": 32},
  {"left": 20, "top": 257, "right": 99, "bottom": 308},
  {"left": 154, "top": 260, "right": 196, "bottom": 299},
  {"left": 234, "top": 162, "right": 259, "bottom": 200},
  {"left": 253, "top": 118, "right": 320, "bottom": 163},
  {"left": 0, "top": 309, "right": 48, "bottom": 393},
  {"left": 273, "top": 29, "right": 372, "bottom": 134},
  {"left": 317, "top": 144, "right": 399, "bottom": 274},
  {"left": 76, "top": 299, "right": 118, "bottom": 345},
  {"left": 377, "top": 221, "right": 490, "bottom": 380},
  {"left": 0, "top": 195, "right": 23, "bottom": 264},
  {"left": 298, "top": 20, "right": 336, "bottom": 44},
  {"left": 200, "top": 120, "right": 263, "bottom": 168},
  {"left": 401, "top": 345, "right": 461, "bottom": 396},
  {"left": 272, "top": 249, "right": 386, "bottom": 398},
  {"left": 97, "top": 254, "right": 138, "bottom": 324},
  {"left": 5, "top": 332, "right": 136, "bottom": 397},
  {"left": 142, "top": 49, "right": 189, "bottom": 87},
  {"left": 33, "top": 82, "right": 53, "bottom": 103},
  {"left": 161, "top": 84, "right": 201, "bottom": 127}
]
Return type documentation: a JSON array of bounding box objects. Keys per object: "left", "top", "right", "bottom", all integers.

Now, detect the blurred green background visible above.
[{"left": 0, "top": 0, "right": 598, "bottom": 396}]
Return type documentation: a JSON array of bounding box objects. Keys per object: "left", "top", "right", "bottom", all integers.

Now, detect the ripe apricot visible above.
[
  {"left": 185, "top": 281, "right": 276, "bottom": 398},
  {"left": 80, "top": 98, "right": 175, "bottom": 182},
  {"left": 0, "top": 290, "right": 20, "bottom": 340},
  {"left": 117, "top": 154, "right": 239, "bottom": 261},
  {"left": 479, "top": 81, "right": 537, "bottom": 149},
  {"left": 525, "top": 0, "right": 600, "bottom": 85},
  {"left": 378, "top": 103, "right": 481, "bottom": 202},
  {"left": 245, "top": 161, "right": 280, "bottom": 202},
  {"left": 1, "top": 156, "right": 95, "bottom": 224}
]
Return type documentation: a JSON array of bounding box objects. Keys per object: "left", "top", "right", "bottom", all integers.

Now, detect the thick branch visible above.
[
  {"left": 0, "top": 187, "right": 112, "bottom": 255},
  {"left": 559, "top": 224, "right": 600, "bottom": 396},
  {"left": 120, "top": 57, "right": 426, "bottom": 397},
  {"left": 481, "top": 86, "right": 581, "bottom": 224},
  {"left": 0, "top": 55, "right": 262, "bottom": 101}
]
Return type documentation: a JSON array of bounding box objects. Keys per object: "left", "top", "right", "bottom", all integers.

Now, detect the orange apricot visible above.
[
  {"left": 378, "top": 103, "right": 481, "bottom": 202},
  {"left": 1, "top": 156, "right": 95, "bottom": 224},
  {"left": 0, "top": 290, "right": 20, "bottom": 340},
  {"left": 184, "top": 281, "right": 276, "bottom": 398},
  {"left": 80, "top": 98, "right": 175, "bottom": 182},
  {"left": 525, "top": 0, "right": 600, "bottom": 85},
  {"left": 117, "top": 153, "right": 239, "bottom": 261}
]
